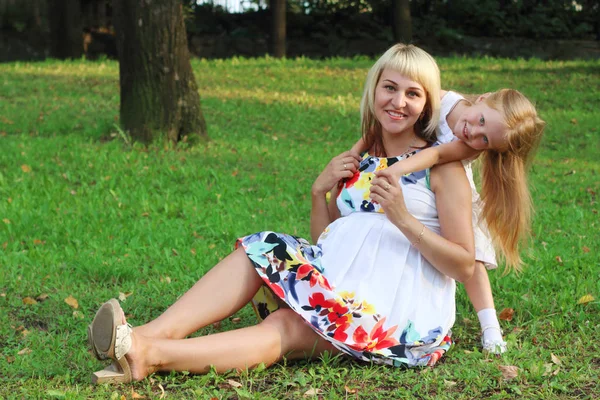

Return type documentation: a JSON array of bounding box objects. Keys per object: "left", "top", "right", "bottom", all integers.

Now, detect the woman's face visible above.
[
  {"left": 453, "top": 102, "right": 507, "bottom": 151},
  {"left": 374, "top": 69, "right": 427, "bottom": 139}
]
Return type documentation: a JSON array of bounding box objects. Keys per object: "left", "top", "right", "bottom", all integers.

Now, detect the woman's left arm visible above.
[{"left": 371, "top": 161, "right": 475, "bottom": 282}]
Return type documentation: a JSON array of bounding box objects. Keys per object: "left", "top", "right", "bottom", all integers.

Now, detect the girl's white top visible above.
[{"left": 437, "top": 91, "right": 497, "bottom": 269}]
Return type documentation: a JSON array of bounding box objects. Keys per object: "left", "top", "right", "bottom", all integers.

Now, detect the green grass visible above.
[{"left": 0, "top": 55, "right": 599, "bottom": 399}]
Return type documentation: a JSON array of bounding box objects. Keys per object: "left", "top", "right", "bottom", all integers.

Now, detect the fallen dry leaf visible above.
[
  {"left": 555, "top": 256, "right": 563, "bottom": 263},
  {"left": 73, "top": 311, "right": 84, "bottom": 319},
  {"left": 582, "top": 246, "right": 590, "bottom": 253},
  {"left": 17, "top": 348, "right": 32, "bottom": 355},
  {"left": 443, "top": 379, "right": 457, "bottom": 387},
  {"left": 22, "top": 297, "right": 38, "bottom": 305},
  {"left": 118, "top": 291, "right": 133, "bottom": 302},
  {"left": 3, "top": 218, "right": 11, "bottom": 225},
  {"left": 131, "top": 388, "right": 145, "bottom": 399},
  {"left": 212, "top": 321, "right": 222, "bottom": 330},
  {"left": 344, "top": 386, "right": 357, "bottom": 394},
  {"left": 6, "top": 355, "right": 15, "bottom": 363},
  {"left": 227, "top": 379, "right": 242, "bottom": 388},
  {"left": 551, "top": 353, "right": 562, "bottom": 365},
  {"left": 21, "top": 329, "right": 30, "bottom": 337},
  {"left": 158, "top": 383, "right": 165, "bottom": 399},
  {"left": 64, "top": 295, "right": 79, "bottom": 309},
  {"left": 21, "top": 164, "right": 32, "bottom": 173},
  {"left": 36, "top": 293, "right": 49, "bottom": 302},
  {"left": 303, "top": 388, "right": 322, "bottom": 397},
  {"left": 498, "top": 365, "right": 519, "bottom": 380},
  {"left": 577, "top": 294, "right": 595, "bottom": 305},
  {"left": 231, "top": 317, "right": 241, "bottom": 323},
  {"left": 498, "top": 308, "right": 514, "bottom": 321}
]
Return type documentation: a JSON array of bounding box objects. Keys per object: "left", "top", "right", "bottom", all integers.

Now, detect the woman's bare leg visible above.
[
  {"left": 127, "top": 309, "right": 339, "bottom": 380},
  {"left": 463, "top": 261, "right": 506, "bottom": 352},
  {"left": 135, "top": 247, "right": 264, "bottom": 340}
]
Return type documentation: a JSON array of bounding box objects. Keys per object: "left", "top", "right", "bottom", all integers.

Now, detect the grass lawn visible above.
[{"left": 0, "top": 55, "right": 599, "bottom": 399}]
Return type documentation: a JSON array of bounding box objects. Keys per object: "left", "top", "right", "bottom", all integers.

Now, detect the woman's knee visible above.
[
  {"left": 260, "top": 309, "right": 329, "bottom": 358},
  {"left": 261, "top": 309, "right": 302, "bottom": 335}
]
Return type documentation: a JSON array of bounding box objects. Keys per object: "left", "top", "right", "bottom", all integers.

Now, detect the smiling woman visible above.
[{"left": 87, "top": 44, "right": 476, "bottom": 384}]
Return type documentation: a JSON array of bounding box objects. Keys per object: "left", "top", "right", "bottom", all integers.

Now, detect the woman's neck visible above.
[{"left": 380, "top": 130, "right": 425, "bottom": 157}]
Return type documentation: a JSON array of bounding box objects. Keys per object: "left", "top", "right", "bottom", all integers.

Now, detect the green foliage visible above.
[
  {"left": 0, "top": 56, "right": 599, "bottom": 398},
  {"left": 185, "top": 0, "right": 597, "bottom": 40}
]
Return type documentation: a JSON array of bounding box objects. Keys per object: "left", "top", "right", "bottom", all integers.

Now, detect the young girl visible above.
[{"left": 351, "top": 88, "right": 545, "bottom": 353}]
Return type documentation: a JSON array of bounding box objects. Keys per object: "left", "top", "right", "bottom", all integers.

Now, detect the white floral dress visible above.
[{"left": 236, "top": 152, "right": 456, "bottom": 367}]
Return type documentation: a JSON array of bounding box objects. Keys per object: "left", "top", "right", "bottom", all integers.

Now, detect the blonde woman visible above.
[{"left": 88, "top": 44, "right": 475, "bottom": 383}]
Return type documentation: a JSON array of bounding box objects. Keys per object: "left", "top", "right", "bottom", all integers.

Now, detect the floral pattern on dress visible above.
[
  {"left": 338, "top": 152, "right": 419, "bottom": 214},
  {"left": 236, "top": 229, "right": 453, "bottom": 368}
]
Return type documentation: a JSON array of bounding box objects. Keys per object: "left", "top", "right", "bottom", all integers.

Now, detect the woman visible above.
[{"left": 88, "top": 44, "right": 475, "bottom": 383}]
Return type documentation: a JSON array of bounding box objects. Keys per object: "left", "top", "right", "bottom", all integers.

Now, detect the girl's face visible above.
[
  {"left": 374, "top": 69, "right": 427, "bottom": 140},
  {"left": 453, "top": 102, "right": 507, "bottom": 151}
]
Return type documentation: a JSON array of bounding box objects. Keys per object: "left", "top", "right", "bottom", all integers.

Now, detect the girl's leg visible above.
[
  {"left": 126, "top": 309, "right": 339, "bottom": 381},
  {"left": 463, "top": 261, "right": 506, "bottom": 353},
  {"left": 135, "top": 247, "right": 264, "bottom": 340}
]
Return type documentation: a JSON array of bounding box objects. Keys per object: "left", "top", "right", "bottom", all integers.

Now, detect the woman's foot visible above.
[
  {"left": 124, "top": 328, "right": 156, "bottom": 381},
  {"left": 90, "top": 300, "right": 155, "bottom": 383}
]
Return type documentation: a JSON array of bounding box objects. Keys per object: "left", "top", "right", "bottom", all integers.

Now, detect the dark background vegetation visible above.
[{"left": 1, "top": 0, "right": 599, "bottom": 62}]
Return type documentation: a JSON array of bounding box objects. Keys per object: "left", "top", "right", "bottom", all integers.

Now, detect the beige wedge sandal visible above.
[
  {"left": 89, "top": 299, "right": 134, "bottom": 384},
  {"left": 88, "top": 299, "right": 121, "bottom": 360}
]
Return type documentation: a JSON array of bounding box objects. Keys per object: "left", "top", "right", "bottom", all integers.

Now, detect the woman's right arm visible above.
[{"left": 310, "top": 151, "right": 361, "bottom": 242}]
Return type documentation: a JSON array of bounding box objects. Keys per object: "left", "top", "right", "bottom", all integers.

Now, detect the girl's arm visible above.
[{"left": 387, "top": 140, "right": 480, "bottom": 177}]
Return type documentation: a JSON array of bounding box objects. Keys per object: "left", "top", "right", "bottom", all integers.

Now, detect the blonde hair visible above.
[
  {"left": 478, "top": 89, "right": 546, "bottom": 272},
  {"left": 360, "top": 44, "right": 441, "bottom": 156}
]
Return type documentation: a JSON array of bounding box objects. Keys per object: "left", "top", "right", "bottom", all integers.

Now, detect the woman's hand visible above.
[
  {"left": 369, "top": 169, "right": 409, "bottom": 227},
  {"left": 312, "top": 150, "right": 361, "bottom": 196}
]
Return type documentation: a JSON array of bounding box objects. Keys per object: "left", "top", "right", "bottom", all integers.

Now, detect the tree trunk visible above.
[
  {"left": 113, "top": 0, "right": 207, "bottom": 144},
  {"left": 392, "top": 0, "right": 412, "bottom": 44},
  {"left": 270, "top": 0, "right": 286, "bottom": 58},
  {"left": 48, "top": 0, "right": 83, "bottom": 59}
]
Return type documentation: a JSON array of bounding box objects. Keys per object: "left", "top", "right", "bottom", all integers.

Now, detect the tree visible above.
[
  {"left": 270, "top": 0, "right": 286, "bottom": 57},
  {"left": 113, "top": 0, "right": 207, "bottom": 144},
  {"left": 48, "top": 0, "right": 83, "bottom": 58},
  {"left": 392, "top": 0, "right": 412, "bottom": 43}
]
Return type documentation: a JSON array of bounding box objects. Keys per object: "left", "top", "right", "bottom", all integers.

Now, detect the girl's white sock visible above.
[{"left": 477, "top": 308, "right": 506, "bottom": 353}]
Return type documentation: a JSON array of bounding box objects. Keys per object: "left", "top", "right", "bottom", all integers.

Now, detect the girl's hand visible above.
[
  {"left": 312, "top": 150, "right": 361, "bottom": 196},
  {"left": 369, "top": 169, "right": 409, "bottom": 226}
]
